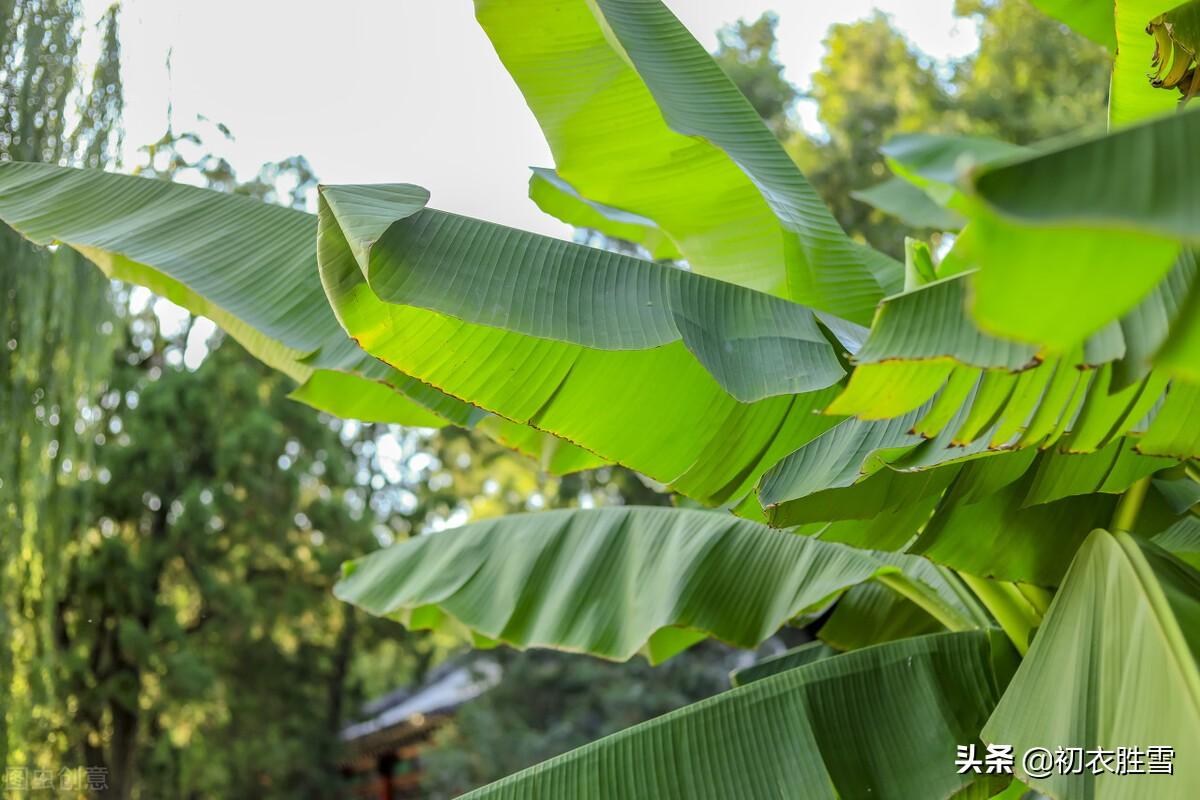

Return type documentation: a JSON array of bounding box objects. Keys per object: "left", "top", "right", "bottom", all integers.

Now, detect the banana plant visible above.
[{"left": 1, "top": 0, "right": 1198, "bottom": 797}]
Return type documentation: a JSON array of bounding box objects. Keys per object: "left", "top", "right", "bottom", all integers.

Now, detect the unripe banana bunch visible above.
[{"left": 1148, "top": 1, "right": 1200, "bottom": 106}]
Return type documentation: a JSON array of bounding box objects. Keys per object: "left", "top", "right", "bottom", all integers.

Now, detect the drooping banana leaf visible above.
[
  {"left": 475, "top": 0, "right": 896, "bottom": 319},
  {"left": 319, "top": 183, "right": 845, "bottom": 402},
  {"left": 983, "top": 530, "right": 1200, "bottom": 797},
  {"left": 0, "top": 161, "right": 606, "bottom": 472},
  {"left": 0, "top": 161, "right": 442, "bottom": 422},
  {"left": 316, "top": 181, "right": 861, "bottom": 504},
  {"left": 873, "top": 129, "right": 1200, "bottom": 404},
  {"left": 456, "top": 630, "right": 1016, "bottom": 800},
  {"left": 333, "top": 505, "right": 961, "bottom": 664},
  {"left": 875, "top": 129, "right": 1200, "bottom": 460}
]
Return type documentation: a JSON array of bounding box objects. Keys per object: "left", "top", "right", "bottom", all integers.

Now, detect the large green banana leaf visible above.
[
  {"left": 318, "top": 184, "right": 845, "bottom": 402},
  {"left": 456, "top": 630, "right": 1016, "bottom": 800},
  {"left": 475, "top": 0, "right": 897, "bottom": 319},
  {"left": 983, "top": 530, "right": 1200, "bottom": 797},
  {"left": 847, "top": 124, "right": 1200, "bottom": 464},
  {"left": 316, "top": 181, "right": 863, "bottom": 504},
  {"left": 875, "top": 126, "right": 1199, "bottom": 386},
  {"left": 333, "top": 506, "right": 973, "bottom": 664}
]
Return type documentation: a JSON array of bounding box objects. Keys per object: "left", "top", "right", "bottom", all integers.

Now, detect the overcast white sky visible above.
[{"left": 83, "top": 0, "right": 978, "bottom": 237}]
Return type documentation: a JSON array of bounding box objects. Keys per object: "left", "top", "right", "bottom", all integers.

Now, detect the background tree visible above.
[
  {"left": 952, "top": 0, "right": 1109, "bottom": 145},
  {"left": 711, "top": 13, "right": 798, "bottom": 138},
  {"left": 712, "top": 1, "right": 1110, "bottom": 257},
  {"left": 0, "top": 0, "right": 124, "bottom": 769},
  {"left": 785, "top": 11, "right": 952, "bottom": 256}
]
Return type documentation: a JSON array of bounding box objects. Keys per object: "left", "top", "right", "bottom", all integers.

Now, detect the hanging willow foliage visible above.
[{"left": 0, "top": 0, "right": 124, "bottom": 767}]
